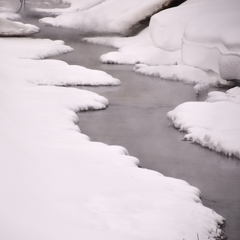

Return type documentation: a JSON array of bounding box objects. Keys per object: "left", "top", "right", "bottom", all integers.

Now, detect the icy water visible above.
[{"left": 26, "top": 15, "right": 240, "bottom": 240}]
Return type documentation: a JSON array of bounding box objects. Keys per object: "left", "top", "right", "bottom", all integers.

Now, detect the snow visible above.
[
  {"left": 0, "top": 33, "right": 119, "bottom": 86},
  {"left": 39, "top": 0, "right": 171, "bottom": 34},
  {"left": 2, "top": 58, "right": 120, "bottom": 86},
  {"left": 168, "top": 87, "right": 240, "bottom": 158},
  {"left": 0, "top": 17, "right": 224, "bottom": 240},
  {"left": 84, "top": 0, "right": 240, "bottom": 90},
  {"left": 85, "top": 28, "right": 181, "bottom": 66},
  {"left": 149, "top": 0, "right": 240, "bottom": 82},
  {"left": 134, "top": 64, "right": 229, "bottom": 93},
  {"left": 0, "top": 37, "right": 72, "bottom": 58},
  {"left": 0, "top": 17, "right": 39, "bottom": 36},
  {"left": 0, "top": 11, "right": 20, "bottom": 20},
  {"left": 34, "top": 0, "right": 104, "bottom": 16}
]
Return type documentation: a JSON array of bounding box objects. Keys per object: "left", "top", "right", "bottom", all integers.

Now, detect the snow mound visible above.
[
  {"left": 39, "top": 0, "right": 171, "bottom": 34},
  {"left": 2, "top": 58, "right": 120, "bottom": 86},
  {"left": 150, "top": 0, "right": 240, "bottom": 83},
  {"left": 0, "top": 37, "right": 72, "bottom": 59},
  {"left": 168, "top": 87, "right": 240, "bottom": 158},
  {"left": 134, "top": 64, "right": 229, "bottom": 93},
  {"left": 0, "top": 36, "right": 119, "bottom": 86},
  {"left": 34, "top": 0, "right": 104, "bottom": 16},
  {"left": 0, "top": 11, "right": 20, "bottom": 20},
  {"left": 0, "top": 17, "right": 39, "bottom": 36},
  {"left": 87, "top": 0, "right": 240, "bottom": 89},
  {"left": 85, "top": 28, "right": 180, "bottom": 66}
]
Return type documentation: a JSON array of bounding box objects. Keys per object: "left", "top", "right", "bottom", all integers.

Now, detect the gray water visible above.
[{"left": 26, "top": 16, "right": 240, "bottom": 240}]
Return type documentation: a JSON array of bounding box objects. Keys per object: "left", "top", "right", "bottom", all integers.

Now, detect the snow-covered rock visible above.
[
  {"left": 34, "top": 0, "right": 104, "bottom": 16},
  {"left": 150, "top": 0, "right": 240, "bottom": 82},
  {"left": 39, "top": 0, "right": 172, "bottom": 34},
  {"left": 86, "top": 0, "right": 240, "bottom": 90}
]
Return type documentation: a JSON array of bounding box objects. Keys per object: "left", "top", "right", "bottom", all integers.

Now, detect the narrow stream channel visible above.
[{"left": 27, "top": 16, "right": 240, "bottom": 240}]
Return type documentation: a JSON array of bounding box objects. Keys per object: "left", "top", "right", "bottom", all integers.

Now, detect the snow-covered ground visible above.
[
  {"left": 168, "top": 87, "right": 240, "bottom": 159},
  {"left": 38, "top": 0, "right": 171, "bottom": 34},
  {"left": 0, "top": 16, "right": 224, "bottom": 240}
]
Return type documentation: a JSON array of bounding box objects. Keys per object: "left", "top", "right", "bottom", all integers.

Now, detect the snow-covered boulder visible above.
[
  {"left": 40, "top": 0, "right": 172, "bottom": 34},
  {"left": 0, "top": 17, "right": 39, "bottom": 36},
  {"left": 150, "top": 0, "right": 240, "bottom": 82}
]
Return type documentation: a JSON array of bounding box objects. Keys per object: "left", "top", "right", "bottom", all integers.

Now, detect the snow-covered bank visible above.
[
  {"left": 168, "top": 87, "right": 240, "bottom": 159},
  {"left": 84, "top": 0, "right": 240, "bottom": 91},
  {"left": 0, "top": 35, "right": 119, "bottom": 86},
  {"left": 150, "top": 0, "right": 240, "bottom": 82},
  {"left": 0, "top": 18, "right": 224, "bottom": 240},
  {"left": 39, "top": 0, "right": 172, "bottom": 34},
  {"left": 0, "top": 17, "right": 39, "bottom": 36}
]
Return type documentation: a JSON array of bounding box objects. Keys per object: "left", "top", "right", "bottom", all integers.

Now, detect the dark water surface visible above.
[{"left": 27, "top": 15, "right": 240, "bottom": 240}]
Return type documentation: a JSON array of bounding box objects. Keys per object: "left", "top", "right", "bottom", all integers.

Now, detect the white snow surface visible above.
[
  {"left": 34, "top": 0, "right": 104, "bottom": 16},
  {"left": 39, "top": 0, "right": 171, "bottom": 34},
  {"left": 0, "top": 21, "right": 224, "bottom": 240},
  {"left": 0, "top": 11, "right": 20, "bottom": 20},
  {"left": 85, "top": 28, "right": 181, "bottom": 66},
  {"left": 0, "top": 36, "right": 119, "bottom": 86},
  {"left": 150, "top": 0, "right": 240, "bottom": 81},
  {"left": 0, "top": 17, "right": 39, "bottom": 36},
  {"left": 85, "top": 0, "right": 240, "bottom": 90},
  {"left": 168, "top": 87, "right": 240, "bottom": 158}
]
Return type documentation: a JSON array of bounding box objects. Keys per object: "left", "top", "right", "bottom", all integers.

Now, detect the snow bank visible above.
[
  {"left": 168, "top": 87, "right": 240, "bottom": 158},
  {"left": 2, "top": 58, "right": 120, "bottom": 86},
  {"left": 150, "top": 0, "right": 240, "bottom": 83},
  {"left": 85, "top": 28, "right": 181, "bottom": 66},
  {"left": 0, "top": 37, "right": 72, "bottom": 58},
  {"left": 134, "top": 64, "right": 229, "bottom": 93},
  {"left": 85, "top": 0, "right": 240, "bottom": 90},
  {"left": 39, "top": 0, "right": 171, "bottom": 34},
  {"left": 0, "top": 37, "right": 119, "bottom": 86},
  {"left": 0, "top": 22, "right": 224, "bottom": 240},
  {"left": 0, "top": 11, "right": 20, "bottom": 20},
  {"left": 0, "top": 17, "right": 39, "bottom": 36}
]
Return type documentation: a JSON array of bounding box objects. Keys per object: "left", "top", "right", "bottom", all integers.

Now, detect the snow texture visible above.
[
  {"left": 0, "top": 17, "right": 39, "bottom": 36},
  {"left": 34, "top": 0, "right": 104, "bottom": 16},
  {"left": 85, "top": 0, "right": 240, "bottom": 90},
  {"left": 39, "top": 0, "right": 171, "bottom": 34},
  {"left": 168, "top": 87, "right": 240, "bottom": 158},
  {"left": 134, "top": 64, "right": 229, "bottom": 93},
  {"left": 150, "top": 0, "right": 240, "bottom": 82},
  {"left": 0, "top": 18, "right": 224, "bottom": 240}
]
